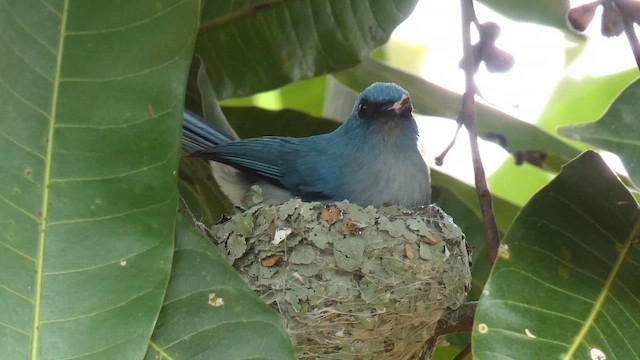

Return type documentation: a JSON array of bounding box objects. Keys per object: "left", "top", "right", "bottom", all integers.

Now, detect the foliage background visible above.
[{"left": 0, "top": 0, "right": 638, "bottom": 359}]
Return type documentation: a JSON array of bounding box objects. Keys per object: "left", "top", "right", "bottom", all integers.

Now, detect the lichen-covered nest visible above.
[{"left": 210, "top": 199, "right": 472, "bottom": 359}]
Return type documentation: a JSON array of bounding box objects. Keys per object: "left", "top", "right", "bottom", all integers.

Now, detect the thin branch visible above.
[
  {"left": 435, "top": 123, "right": 463, "bottom": 166},
  {"left": 453, "top": 344, "right": 472, "bottom": 360},
  {"left": 621, "top": 13, "right": 640, "bottom": 69},
  {"left": 434, "top": 302, "right": 477, "bottom": 336},
  {"left": 460, "top": 0, "right": 500, "bottom": 264}
]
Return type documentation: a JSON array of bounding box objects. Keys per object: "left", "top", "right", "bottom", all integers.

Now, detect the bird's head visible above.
[
  {"left": 347, "top": 83, "right": 418, "bottom": 144},
  {"left": 353, "top": 82, "right": 413, "bottom": 123}
]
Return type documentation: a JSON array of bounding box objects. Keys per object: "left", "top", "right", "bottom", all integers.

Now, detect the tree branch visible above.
[
  {"left": 620, "top": 7, "right": 640, "bottom": 69},
  {"left": 434, "top": 302, "right": 477, "bottom": 336},
  {"left": 460, "top": 0, "right": 500, "bottom": 264}
]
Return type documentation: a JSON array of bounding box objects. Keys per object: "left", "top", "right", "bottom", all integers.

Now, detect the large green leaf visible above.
[
  {"left": 147, "top": 215, "right": 295, "bottom": 359},
  {"left": 477, "top": 0, "right": 570, "bottom": 31},
  {"left": 0, "top": 0, "right": 199, "bottom": 358},
  {"left": 335, "top": 59, "right": 582, "bottom": 171},
  {"left": 559, "top": 78, "right": 640, "bottom": 188},
  {"left": 473, "top": 151, "right": 640, "bottom": 359},
  {"left": 196, "top": 0, "right": 418, "bottom": 99}
]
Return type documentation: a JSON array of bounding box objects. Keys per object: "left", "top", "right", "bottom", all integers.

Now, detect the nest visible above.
[{"left": 210, "top": 198, "right": 472, "bottom": 359}]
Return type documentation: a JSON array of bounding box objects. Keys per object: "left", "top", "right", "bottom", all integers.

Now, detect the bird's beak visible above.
[{"left": 388, "top": 95, "right": 411, "bottom": 114}]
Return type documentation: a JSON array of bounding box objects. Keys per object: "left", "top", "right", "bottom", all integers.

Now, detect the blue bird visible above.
[{"left": 182, "top": 82, "right": 431, "bottom": 207}]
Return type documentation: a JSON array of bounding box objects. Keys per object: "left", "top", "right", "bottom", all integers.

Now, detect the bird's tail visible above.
[{"left": 182, "top": 110, "right": 234, "bottom": 152}]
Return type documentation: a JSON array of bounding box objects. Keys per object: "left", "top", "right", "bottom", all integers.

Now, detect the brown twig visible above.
[
  {"left": 434, "top": 302, "right": 477, "bottom": 336},
  {"left": 619, "top": 5, "right": 640, "bottom": 69},
  {"left": 435, "top": 123, "right": 463, "bottom": 166},
  {"left": 453, "top": 344, "right": 472, "bottom": 360},
  {"left": 460, "top": 0, "right": 500, "bottom": 264}
]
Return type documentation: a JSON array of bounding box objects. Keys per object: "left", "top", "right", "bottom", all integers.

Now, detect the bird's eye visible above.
[
  {"left": 401, "top": 103, "right": 413, "bottom": 116},
  {"left": 358, "top": 102, "right": 369, "bottom": 118}
]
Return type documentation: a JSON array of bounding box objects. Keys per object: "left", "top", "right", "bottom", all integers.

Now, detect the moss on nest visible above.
[{"left": 210, "top": 198, "right": 472, "bottom": 359}]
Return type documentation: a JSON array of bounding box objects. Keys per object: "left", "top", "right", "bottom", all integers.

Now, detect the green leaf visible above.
[
  {"left": 195, "top": 0, "right": 418, "bottom": 99},
  {"left": 473, "top": 151, "right": 640, "bottom": 360},
  {"left": 218, "top": 75, "right": 329, "bottom": 118},
  {"left": 477, "top": 0, "right": 570, "bottom": 31},
  {"left": 334, "top": 59, "right": 582, "bottom": 171},
  {"left": 0, "top": 0, "right": 199, "bottom": 358},
  {"left": 432, "top": 346, "right": 471, "bottom": 360},
  {"left": 559, "top": 78, "right": 640, "bottom": 188},
  {"left": 489, "top": 161, "right": 553, "bottom": 207},
  {"left": 147, "top": 214, "right": 295, "bottom": 359},
  {"left": 538, "top": 70, "right": 638, "bottom": 133}
]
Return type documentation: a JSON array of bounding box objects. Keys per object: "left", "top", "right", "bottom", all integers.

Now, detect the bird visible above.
[{"left": 182, "top": 82, "right": 431, "bottom": 207}]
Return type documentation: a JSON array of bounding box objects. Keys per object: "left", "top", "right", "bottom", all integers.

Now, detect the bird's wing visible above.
[
  {"left": 196, "top": 137, "right": 286, "bottom": 180},
  {"left": 182, "top": 110, "right": 235, "bottom": 151},
  {"left": 196, "top": 136, "right": 339, "bottom": 200}
]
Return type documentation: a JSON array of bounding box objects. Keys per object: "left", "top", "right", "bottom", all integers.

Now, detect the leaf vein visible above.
[
  {"left": 1, "top": 1, "right": 57, "bottom": 54},
  {"left": 60, "top": 54, "right": 182, "bottom": 83},
  {"left": 51, "top": 153, "right": 171, "bottom": 183},
  {"left": 162, "top": 318, "right": 282, "bottom": 349},
  {"left": 55, "top": 105, "right": 174, "bottom": 129},
  {"left": 0, "top": 193, "right": 40, "bottom": 222},
  {"left": 0, "top": 282, "right": 33, "bottom": 303},
  {"left": 48, "top": 195, "right": 173, "bottom": 226},
  {"left": 521, "top": 216, "right": 614, "bottom": 267},
  {"left": 65, "top": 0, "right": 188, "bottom": 35},
  {"left": 496, "top": 267, "right": 596, "bottom": 304},
  {"left": 0, "top": 239, "right": 36, "bottom": 262},
  {"left": 487, "top": 328, "right": 570, "bottom": 347},
  {"left": 40, "top": 288, "right": 154, "bottom": 324},
  {"left": 44, "top": 241, "right": 160, "bottom": 275},
  {"left": 0, "top": 320, "right": 29, "bottom": 336},
  {"left": 31, "top": 0, "right": 69, "bottom": 355},
  {"left": 148, "top": 341, "right": 175, "bottom": 360},
  {"left": 562, "top": 217, "right": 640, "bottom": 359},
  {"left": 487, "top": 298, "right": 584, "bottom": 323},
  {"left": 0, "top": 71, "right": 51, "bottom": 118}
]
